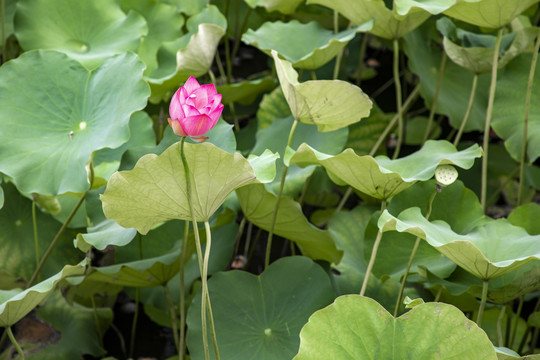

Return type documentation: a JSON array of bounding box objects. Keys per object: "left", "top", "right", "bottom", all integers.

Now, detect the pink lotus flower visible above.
[{"left": 168, "top": 76, "right": 224, "bottom": 141}]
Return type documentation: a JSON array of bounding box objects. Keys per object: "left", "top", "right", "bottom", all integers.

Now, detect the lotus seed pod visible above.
[{"left": 434, "top": 165, "right": 458, "bottom": 186}]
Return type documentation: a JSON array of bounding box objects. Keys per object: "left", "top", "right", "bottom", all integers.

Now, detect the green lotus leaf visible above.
[
  {"left": 437, "top": 17, "right": 537, "bottom": 74},
  {"left": 174, "top": 0, "right": 209, "bottom": 16},
  {"left": 0, "top": 260, "right": 87, "bottom": 327},
  {"left": 247, "top": 150, "right": 280, "bottom": 184},
  {"left": 102, "top": 141, "right": 274, "bottom": 232},
  {"left": 86, "top": 247, "right": 181, "bottom": 287},
  {"left": 0, "top": 51, "right": 149, "bottom": 196},
  {"left": 75, "top": 219, "right": 137, "bottom": 252},
  {"left": 256, "top": 87, "right": 291, "bottom": 130},
  {"left": 261, "top": 0, "right": 303, "bottom": 14},
  {"left": 0, "top": 183, "right": 83, "bottom": 284},
  {"left": 294, "top": 295, "right": 496, "bottom": 359},
  {"left": 147, "top": 5, "right": 226, "bottom": 102},
  {"left": 272, "top": 50, "right": 372, "bottom": 132},
  {"left": 237, "top": 184, "right": 342, "bottom": 263},
  {"left": 14, "top": 0, "right": 147, "bottom": 69},
  {"left": 495, "top": 347, "right": 540, "bottom": 359},
  {"left": 492, "top": 54, "right": 540, "bottom": 162},
  {"left": 306, "top": 0, "right": 432, "bottom": 39},
  {"left": 508, "top": 203, "right": 540, "bottom": 235},
  {"left": 0, "top": 0, "right": 16, "bottom": 46},
  {"left": 187, "top": 256, "right": 335, "bottom": 360},
  {"left": 288, "top": 140, "right": 482, "bottom": 199},
  {"left": 346, "top": 103, "right": 392, "bottom": 155},
  {"left": 243, "top": 20, "right": 372, "bottom": 70},
  {"left": 404, "top": 21, "right": 490, "bottom": 132},
  {"left": 443, "top": 0, "right": 539, "bottom": 28},
  {"left": 379, "top": 207, "right": 540, "bottom": 280},
  {"left": 12, "top": 291, "right": 112, "bottom": 359},
  {"left": 216, "top": 76, "right": 275, "bottom": 105}
]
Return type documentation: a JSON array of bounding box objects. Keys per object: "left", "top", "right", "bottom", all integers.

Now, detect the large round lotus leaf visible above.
[
  {"left": 187, "top": 256, "right": 335, "bottom": 360},
  {"left": 0, "top": 51, "right": 149, "bottom": 196},
  {"left": 119, "top": 0, "right": 185, "bottom": 76},
  {"left": 75, "top": 219, "right": 137, "bottom": 253},
  {"left": 243, "top": 20, "right": 372, "bottom": 70},
  {"left": 492, "top": 54, "right": 540, "bottom": 163},
  {"left": 147, "top": 6, "right": 226, "bottom": 103},
  {"left": 508, "top": 203, "right": 540, "bottom": 235},
  {"left": 379, "top": 207, "right": 540, "bottom": 280},
  {"left": 404, "top": 21, "right": 490, "bottom": 132},
  {"left": 306, "top": 0, "right": 434, "bottom": 39},
  {"left": 0, "top": 183, "right": 83, "bottom": 284},
  {"left": 237, "top": 184, "right": 342, "bottom": 263},
  {"left": 101, "top": 142, "right": 274, "bottom": 232},
  {"left": 0, "top": 261, "right": 87, "bottom": 327},
  {"left": 294, "top": 295, "right": 496, "bottom": 359},
  {"left": 288, "top": 140, "right": 482, "bottom": 199},
  {"left": 443, "top": 0, "right": 539, "bottom": 28},
  {"left": 272, "top": 50, "right": 372, "bottom": 132},
  {"left": 14, "top": 0, "right": 147, "bottom": 69},
  {"left": 437, "top": 17, "right": 537, "bottom": 74}
]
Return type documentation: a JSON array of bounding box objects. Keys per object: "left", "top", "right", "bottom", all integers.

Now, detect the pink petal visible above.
[
  {"left": 169, "top": 89, "right": 184, "bottom": 119},
  {"left": 182, "top": 114, "right": 214, "bottom": 136},
  {"left": 190, "top": 87, "right": 210, "bottom": 109},
  {"left": 199, "top": 84, "right": 217, "bottom": 97},
  {"left": 182, "top": 104, "right": 200, "bottom": 118},
  {"left": 168, "top": 118, "right": 187, "bottom": 137},
  {"left": 182, "top": 76, "right": 200, "bottom": 95}
]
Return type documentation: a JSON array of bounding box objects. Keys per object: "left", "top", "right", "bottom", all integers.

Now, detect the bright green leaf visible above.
[
  {"left": 0, "top": 51, "right": 149, "bottom": 195},
  {"left": 14, "top": 0, "right": 147, "bottom": 69},
  {"left": 294, "top": 295, "right": 497, "bottom": 359},
  {"left": 187, "top": 256, "right": 335, "bottom": 360},
  {"left": 216, "top": 76, "right": 276, "bottom": 105}
]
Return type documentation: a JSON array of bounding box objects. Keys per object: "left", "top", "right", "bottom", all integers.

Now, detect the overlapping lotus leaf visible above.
[
  {"left": 0, "top": 261, "right": 87, "bottom": 327},
  {"left": 287, "top": 140, "right": 482, "bottom": 199},
  {"left": 216, "top": 76, "right": 275, "bottom": 105},
  {"left": 101, "top": 142, "right": 277, "bottom": 232},
  {"left": 379, "top": 207, "right": 540, "bottom": 280},
  {"left": 443, "top": 0, "right": 539, "bottom": 28},
  {"left": 14, "top": 0, "right": 147, "bottom": 69},
  {"left": 187, "top": 256, "right": 335, "bottom": 360},
  {"left": 272, "top": 50, "right": 372, "bottom": 132},
  {"left": 0, "top": 51, "right": 149, "bottom": 195},
  {"left": 243, "top": 20, "right": 372, "bottom": 70},
  {"left": 306, "top": 0, "right": 445, "bottom": 39},
  {"left": 294, "top": 295, "right": 496, "bottom": 359}
]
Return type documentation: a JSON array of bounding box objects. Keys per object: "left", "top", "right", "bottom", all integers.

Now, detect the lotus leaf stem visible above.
[
  {"left": 6, "top": 326, "right": 24, "bottom": 359},
  {"left": 394, "top": 187, "right": 438, "bottom": 316},
  {"left": 31, "top": 200, "right": 39, "bottom": 278},
  {"left": 178, "top": 221, "right": 190, "bottom": 360},
  {"left": 360, "top": 200, "right": 386, "bottom": 296},
  {"left": 496, "top": 305, "right": 506, "bottom": 346},
  {"left": 1, "top": 0, "right": 5, "bottom": 64},
  {"left": 265, "top": 119, "right": 299, "bottom": 269},
  {"left": 163, "top": 284, "right": 180, "bottom": 353},
  {"left": 509, "top": 295, "right": 524, "bottom": 348},
  {"left": 481, "top": 27, "right": 503, "bottom": 212},
  {"left": 356, "top": 34, "right": 369, "bottom": 86},
  {"left": 453, "top": 74, "right": 479, "bottom": 146},
  {"left": 204, "top": 220, "right": 220, "bottom": 359},
  {"left": 130, "top": 234, "right": 143, "bottom": 358},
  {"left": 476, "top": 279, "right": 489, "bottom": 327},
  {"left": 392, "top": 38, "right": 404, "bottom": 160},
  {"left": 423, "top": 53, "right": 447, "bottom": 143},
  {"left": 518, "top": 28, "right": 540, "bottom": 205}
]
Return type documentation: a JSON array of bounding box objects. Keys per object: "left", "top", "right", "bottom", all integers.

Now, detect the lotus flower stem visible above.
[
  {"left": 481, "top": 27, "right": 503, "bottom": 212},
  {"left": 31, "top": 200, "right": 39, "bottom": 277},
  {"left": 6, "top": 326, "right": 24, "bottom": 359},
  {"left": 204, "top": 220, "right": 220, "bottom": 359},
  {"left": 392, "top": 38, "right": 404, "bottom": 160},
  {"left": 453, "top": 73, "right": 479, "bottom": 146},
  {"left": 518, "top": 28, "right": 540, "bottom": 205},
  {"left": 423, "top": 53, "right": 447, "bottom": 143},
  {"left": 265, "top": 119, "right": 299, "bottom": 269},
  {"left": 178, "top": 221, "right": 190, "bottom": 360},
  {"left": 476, "top": 279, "right": 489, "bottom": 327},
  {"left": 26, "top": 162, "right": 94, "bottom": 288},
  {"left": 163, "top": 284, "right": 180, "bottom": 353},
  {"left": 360, "top": 200, "right": 387, "bottom": 296},
  {"left": 393, "top": 188, "right": 438, "bottom": 316},
  {"left": 180, "top": 138, "right": 219, "bottom": 360}
]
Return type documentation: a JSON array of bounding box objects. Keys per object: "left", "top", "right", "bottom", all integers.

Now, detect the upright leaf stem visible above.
[
  {"left": 164, "top": 284, "right": 180, "bottom": 353},
  {"left": 392, "top": 38, "right": 404, "bottom": 160},
  {"left": 6, "top": 326, "right": 24, "bottom": 359},
  {"left": 360, "top": 200, "right": 387, "bottom": 296},
  {"left": 518, "top": 28, "right": 540, "bottom": 205},
  {"left": 179, "top": 138, "right": 219, "bottom": 360},
  {"left": 265, "top": 119, "right": 299, "bottom": 268},
  {"left": 393, "top": 188, "right": 438, "bottom": 316},
  {"left": 31, "top": 200, "right": 39, "bottom": 275},
  {"left": 453, "top": 73, "right": 479, "bottom": 146},
  {"left": 481, "top": 28, "right": 503, "bottom": 211},
  {"left": 178, "top": 221, "right": 190, "bottom": 360},
  {"left": 477, "top": 279, "right": 489, "bottom": 327},
  {"left": 423, "top": 53, "right": 447, "bottom": 143}
]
